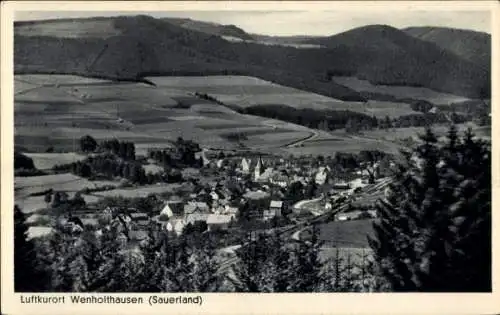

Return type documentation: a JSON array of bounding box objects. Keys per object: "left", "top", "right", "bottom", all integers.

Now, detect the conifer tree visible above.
[
  {"left": 228, "top": 233, "right": 276, "bottom": 292},
  {"left": 369, "top": 126, "right": 491, "bottom": 292},
  {"left": 14, "top": 205, "right": 46, "bottom": 291},
  {"left": 289, "top": 224, "right": 324, "bottom": 292}
]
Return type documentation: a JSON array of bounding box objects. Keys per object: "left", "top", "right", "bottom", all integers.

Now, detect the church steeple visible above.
[{"left": 254, "top": 155, "right": 264, "bottom": 181}]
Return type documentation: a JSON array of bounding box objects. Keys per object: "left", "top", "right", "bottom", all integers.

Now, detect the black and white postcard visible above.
[{"left": 1, "top": 1, "right": 499, "bottom": 314}]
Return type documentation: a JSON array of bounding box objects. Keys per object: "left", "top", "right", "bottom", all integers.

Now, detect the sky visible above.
[{"left": 15, "top": 10, "right": 491, "bottom": 36}]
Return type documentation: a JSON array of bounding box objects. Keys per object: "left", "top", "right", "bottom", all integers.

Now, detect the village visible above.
[{"left": 27, "top": 138, "right": 392, "bottom": 260}]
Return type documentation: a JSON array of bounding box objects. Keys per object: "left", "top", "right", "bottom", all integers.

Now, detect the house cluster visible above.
[
  {"left": 156, "top": 194, "right": 285, "bottom": 235},
  {"left": 156, "top": 199, "right": 238, "bottom": 235}
]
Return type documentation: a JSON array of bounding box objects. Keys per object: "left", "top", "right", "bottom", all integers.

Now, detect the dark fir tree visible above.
[
  {"left": 14, "top": 205, "right": 46, "bottom": 291},
  {"left": 369, "top": 126, "right": 491, "bottom": 292},
  {"left": 79, "top": 135, "right": 97, "bottom": 153}
]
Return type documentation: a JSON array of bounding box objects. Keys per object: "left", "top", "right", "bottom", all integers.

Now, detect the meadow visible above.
[
  {"left": 318, "top": 219, "right": 375, "bottom": 248},
  {"left": 15, "top": 74, "right": 483, "bottom": 159},
  {"left": 332, "top": 76, "right": 470, "bottom": 105},
  {"left": 15, "top": 74, "right": 342, "bottom": 154},
  {"left": 15, "top": 173, "right": 119, "bottom": 199},
  {"left": 25, "top": 153, "right": 87, "bottom": 170},
  {"left": 92, "top": 184, "right": 183, "bottom": 198}
]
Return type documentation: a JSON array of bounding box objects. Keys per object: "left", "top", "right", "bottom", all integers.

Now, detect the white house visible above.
[
  {"left": 224, "top": 205, "right": 239, "bottom": 218},
  {"left": 263, "top": 200, "right": 283, "bottom": 220},
  {"left": 270, "top": 174, "right": 289, "bottom": 188},
  {"left": 159, "top": 203, "right": 174, "bottom": 219},
  {"left": 165, "top": 218, "right": 186, "bottom": 236},
  {"left": 216, "top": 159, "right": 224, "bottom": 168},
  {"left": 315, "top": 167, "right": 330, "bottom": 185},
  {"left": 185, "top": 213, "right": 210, "bottom": 225},
  {"left": 206, "top": 214, "right": 232, "bottom": 231},
  {"left": 184, "top": 201, "right": 210, "bottom": 214},
  {"left": 241, "top": 158, "right": 251, "bottom": 174}
]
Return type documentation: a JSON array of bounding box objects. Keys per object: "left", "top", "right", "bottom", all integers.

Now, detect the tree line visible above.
[{"left": 80, "top": 136, "right": 136, "bottom": 160}]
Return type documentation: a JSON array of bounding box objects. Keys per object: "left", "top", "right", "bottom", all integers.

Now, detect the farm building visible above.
[
  {"left": 206, "top": 214, "right": 233, "bottom": 231},
  {"left": 27, "top": 226, "right": 54, "bottom": 240},
  {"left": 263, "top": 200, "right": 283, "bottom": 220},
  {"left": 159, "top": 203, "right": 174, "bottom": 219},
  {"left": 270, "top": 173, "right": 290, "bottom": 188},
  {"left": 165, "top": 219, "right": 186, "bottom": 236},
  {"left": 223, "top": 205, "right": 239, "bottom": 218},
  {"left": 184, "top": 201, "right": 210, "bottom": 214},
  {"left": 428, "top": 107, "right": 439, "bottom": 114},
  {"left": 315, "top": 166, "right": 331, "bottom": 185},
  {"left": 129, "top": 212, "right": 149, "bottom": 222},
  {"left": 244, "top": 190, "right": 270, "bottom": 200},
  {"left": 185, "top": 213, "right": 210, "bottom": 225},
  {"left": 332, "top": 181, "right": 350, "bottom": 190}
]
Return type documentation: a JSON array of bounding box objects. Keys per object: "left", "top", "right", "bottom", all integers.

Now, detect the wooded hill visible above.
[{"left": 15, "top": 15, "right": 490, "bottom": 100}]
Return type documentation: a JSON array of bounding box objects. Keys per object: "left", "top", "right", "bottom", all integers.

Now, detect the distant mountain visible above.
[
  {"left": 403, "top": 26, "right": 491, "bottom": 71},
  {"left": 304, "top": 24, "right": 490, "bottom": 98},
  {"left": 14, "top": 16, "right": 491, "bottom": 100},
  {"left": 162, "top": 17, "right": 254, "bottom": 41},
  {"left": 251, "top": 34, "right": 325, "bottom": 44}
]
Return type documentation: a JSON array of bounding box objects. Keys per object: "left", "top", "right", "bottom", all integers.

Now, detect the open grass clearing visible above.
[
  {"left": 16, "top": 193, "right": 100, "bottom": 214},
  {"left": 285, "top": 138, "right": 403, "bottom": 156},
  {"left": 24, "top": 152, "right": 87, "bottom": 170},
  {"left": 332, "top": 76, "right": 470, "bottom": 105},
  {"left": 15, "top": 173, "right": 120, "bottom": 197},
  {"left": 15, "top": 20, "right": 121, "bottom": 39},
  {"left": 93, "top": 184, "right": 183, "bottom": 198},
  {"left": 146, "top": 75, "right": 288, "bottom": 87},
  {"left": 143, "top": 164, "right": 164, "bottom": 174},
  {"left": 317, "top": 219, "right": 376, "bottom": 248}
]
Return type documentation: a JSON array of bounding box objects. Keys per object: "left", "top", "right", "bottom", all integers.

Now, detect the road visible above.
[
  {"left": 283, "top": 129, "right": 320, "bottom": 148},
  {"left": 293, "top": 196, "right": 323, "bottom": 211}
]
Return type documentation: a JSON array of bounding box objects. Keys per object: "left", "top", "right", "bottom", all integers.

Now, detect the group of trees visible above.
[
  {"left": 45, "top": 191, "right": 86, "bottom": 211},
  {"left": 79, "top": 136, "right": 136, "bottom": 160},
  {"left": 370, "top": 126, "right": 491, "bottom": 291},
  {"left": 148, "top": 138, "right": 202, "bottom": 169},
  {"left": 235, "top": 104, "right": 468, "bottom": 134},
  {"left": 53, "top": 154, "right": 151, "bottom": 185},
  {"left": 14, "top": 151, "right": 47, "bottom": 176},
  {"left": 14, "top": 151, "right": 35, "bottom": 170},
  {"left": 15, "top": 204, "right": 368, "bottom": 292},
  {"left": 330, "top": 150, "right": 389, "bottom": 171},
  {"left": 98, "top": 139, "right": 136, "bottom": 160},
  {"left": 238, "top": 104, "right": 379, "bottom": 132}
]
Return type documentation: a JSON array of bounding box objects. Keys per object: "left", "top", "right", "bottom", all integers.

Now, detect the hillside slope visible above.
[
  {"left": 404, "top": 26, "right": 491, "bottom": 71},
  {"left": 305, "top": 24, "right": 490, "bottom": 99},
  {"left": 162, "top": 17, "right": 254, "bottom": 40},
  {"left": 14, "top": 16, "right": 490, "bottom": 100}
]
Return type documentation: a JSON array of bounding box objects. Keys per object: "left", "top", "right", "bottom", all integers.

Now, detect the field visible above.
[
  {"left": 317, "top": 219, "right": 376, "bottom": 248},
  {"left": 25, "top": 153, "right": 87, "bottom": 170},
  {"left": 15, "top": 173, "right": 119, "bottom": 198},
  {"left": 15, "top": 75, "right": 336, "bottom": 153},
  {"left": 332, "top": 76, "right": 470, "bottom": 105},
  {"left": 17, "top": 193, "right": 100, "bottom": 214},
  {"left": 284, "top": 135, "right": 404, "bottom": 157},
  {"left": 15, "top": 74, "right": 485, "bottom": 159},
  {"left": 92, "top": 184, "right": 183, "bottom": 198},
  {"left": 15, "top": 20, "right": 121, "bottom": 39},
  {"left": 147, "top": 76, "right": 367, "bottom": 112}
]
